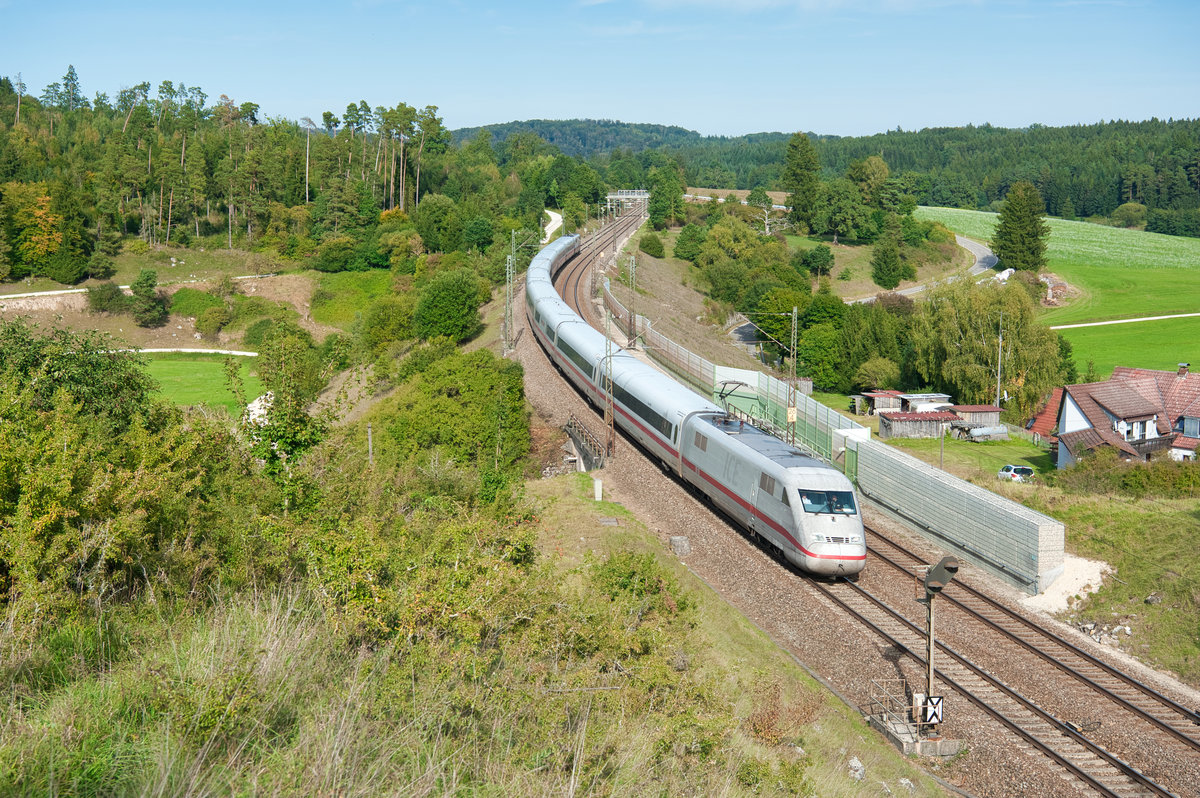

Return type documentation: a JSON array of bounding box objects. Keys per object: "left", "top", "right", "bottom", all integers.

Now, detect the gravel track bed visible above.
[
  {"left": 511, "top": 238, "right": 1200, "bottom": 798},
  {"left": 858, "top": 542, "right": 1200, "bottom": 794}
]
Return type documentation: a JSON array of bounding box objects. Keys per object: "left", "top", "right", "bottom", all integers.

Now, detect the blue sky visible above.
[{"left": 3, "top": 0, "right": 1197, "bottom": 137}]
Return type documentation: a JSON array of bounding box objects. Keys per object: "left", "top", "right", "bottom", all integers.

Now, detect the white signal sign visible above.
[{"left": 924, "top": 695, "right": 944, "bottom": 724}]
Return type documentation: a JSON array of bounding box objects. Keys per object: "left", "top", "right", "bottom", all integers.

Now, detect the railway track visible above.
[
  {"left": 866, "top": 526, "right": 1200, "bottom": 753},
  {"left": 526, "top": 213, "right": 1199, "bottom": 797},
  {"left": 552, "top": 211, "right": 643, "bottom": 322},
  {"left": 807, "top": 571, "right": 1176, "bottom": 797}
]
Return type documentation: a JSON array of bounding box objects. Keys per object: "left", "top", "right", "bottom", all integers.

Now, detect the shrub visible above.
[
  {"left": 123, "top": 238, "right": 150, "bottom": 255},
  {"left": 196, "top": 306, "right": 232, "bottom": 339},
  {"left": 639, "top": 232, "right": 665, "bottom": 258},
  {"left": 313, "top": 236, "right": 357, "bottom": 272},
  {"left": 130, "top": 270, "right": 168, "bottom": 327},
  {"left": 45, "top": 250, "right": 87, "bottom": 285},
  {"left": 87, "top": 252, "right": 117, "bottom": 279},
  {"left": 413, "top": 268, "right": 484, "bottom": 343},
  {"left": 357, "top": 295, "right": 416, "bottom": 358},
  {"left": 169, "top": 287, "right": 223, "bottom": 317},
  {"left": 87, "top": 282, "right": 129, "bottom": 313},
  {"left": 243, "top": 318, "right": 277, "bottom": 349}
]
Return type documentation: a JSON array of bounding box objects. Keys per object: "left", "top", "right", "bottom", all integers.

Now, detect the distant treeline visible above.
[{"left": 459, "top": 118, "right": 1200, "bottom": 232}]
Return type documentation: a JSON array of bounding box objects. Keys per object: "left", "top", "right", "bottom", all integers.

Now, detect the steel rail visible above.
[
  {"left": 865, "top": 525, "right": 1200, "bottom": 753},
  {"left": 808, "top": 574, "right": 1177, "bottom": 798}
]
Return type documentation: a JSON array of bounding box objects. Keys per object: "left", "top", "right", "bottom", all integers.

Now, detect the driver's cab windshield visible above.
[{"left": 797, "top": 489, "right": 857, "bottom": 515}]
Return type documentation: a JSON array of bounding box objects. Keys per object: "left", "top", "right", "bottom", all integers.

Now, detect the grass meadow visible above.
[
  {"left": 310, "top": 270, "right": 395, "bottom": 330},
  {"left": 146, "top": 352, "right": 263, "bottom": 415},
  {"left": 916, "top": 207, "right": 1200, "bottom": 378}
]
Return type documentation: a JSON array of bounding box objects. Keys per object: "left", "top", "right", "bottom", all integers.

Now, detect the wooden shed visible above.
[
  {"left": 951, "top": 404, "right": 1002, "bottom": 425},
  {"left": 898, "top": 392, "right": 953, "bottom": 412},
  {"left": 858, "top": 390, "right": 905, "bottom": 415},
  {"left": 878, "top": 411, "right": 959, "bottom": 440}
]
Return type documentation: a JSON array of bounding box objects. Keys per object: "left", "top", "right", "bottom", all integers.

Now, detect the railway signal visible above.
[{"left": 919, "top": 556, "right": 959, "bottom": 729}]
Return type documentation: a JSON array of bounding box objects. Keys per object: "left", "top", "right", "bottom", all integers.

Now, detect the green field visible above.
[
  {"left": 146, "top": 352, "right": 263, "bottom": 415},
  {"left": 915, "top": 207, "right": 1200, "bottom": 323},
  {"left": 916, "top": 207, "right": 1200, "bottom": 378},
  {"left": 310, "top": 270, "right": 395, "bottom": 330}
]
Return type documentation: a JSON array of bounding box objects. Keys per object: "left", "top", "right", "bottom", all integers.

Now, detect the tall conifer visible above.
[{"left": 991, "top": 181, "right": 1050, "bottom": 272}]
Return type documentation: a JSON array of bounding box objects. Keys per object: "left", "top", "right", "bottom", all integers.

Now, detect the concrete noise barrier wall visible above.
[{"left": 850, "top": 437, "right": 1064, "bottom": 594}]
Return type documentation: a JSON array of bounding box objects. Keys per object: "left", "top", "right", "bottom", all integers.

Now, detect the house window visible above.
[
  {"left": 1184, "top": 417, "right": 1200, "bottom": 437},
  {"left": 1132, "top": 420, "right": 1146, "bottom": 440}
]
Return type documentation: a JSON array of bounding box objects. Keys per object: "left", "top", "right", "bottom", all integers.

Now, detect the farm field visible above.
[
  {"left": 145, "top": 352, "right": 263, "bottom": 415},
  {"left": 916, "top": 207, "right": 1200, "bottom": 378},
  {"left": 1050, "top": 316, "right": 1200, "bottom": 379},
  {"left": 915, "top": 207, "right": 1200, "bottom": 325}
]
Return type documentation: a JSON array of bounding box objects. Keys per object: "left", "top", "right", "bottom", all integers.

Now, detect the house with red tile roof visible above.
[
  {"left": 1056, "top": 363, "right": 1200, "bottom": 468},
  {"left": 1027, "top": 387, "right": 1063, "bottom": 445}
]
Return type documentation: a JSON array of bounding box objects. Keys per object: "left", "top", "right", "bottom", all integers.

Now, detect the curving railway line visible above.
[{"left": 524, "top": 215, "right": 1200, "bottom": 798}]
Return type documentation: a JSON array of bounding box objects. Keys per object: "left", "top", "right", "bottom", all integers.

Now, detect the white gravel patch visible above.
[{"left": 1019, "top": 553, "right": 1110, "bottom": 614}]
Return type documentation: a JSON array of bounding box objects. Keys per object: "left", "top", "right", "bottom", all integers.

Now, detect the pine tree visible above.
[
  {"left": 991, "top": 181, "right": 1050, "bottom": 272},
  {"left": 781, "top": 133, "right": 821, "bottom": 233}
]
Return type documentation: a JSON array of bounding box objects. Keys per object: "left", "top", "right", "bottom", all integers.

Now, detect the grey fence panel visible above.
[
  {"left": 852, "top": 438, "right": 1064, "bottom": 594},
  {"left": 600, "top": 278, "right": 1065, "bottom": 596}
]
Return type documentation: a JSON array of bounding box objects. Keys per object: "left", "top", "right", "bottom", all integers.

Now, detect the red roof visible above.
[
  {"left": 880, "top": 411, "right": 960, "bottom": 422},
  {"left": 951, "top": 405, "right": 1001, "bottom": 413},
  {"left": 1174, "top": 436, "right": 1200, "bottom": 451},
  {"left": 863, "top": 390, "right": 904, "bottom": 398},
  {"left": 1059, "top": 365, "right": 1200, "bottom": 459},
  {"left": 1028, "top": 387, "right": 1063, "bottom": 441}
]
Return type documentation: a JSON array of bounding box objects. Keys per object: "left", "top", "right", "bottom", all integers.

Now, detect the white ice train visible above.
[{"left": 527, "top": 235, "right": 865, "bottom": 577}]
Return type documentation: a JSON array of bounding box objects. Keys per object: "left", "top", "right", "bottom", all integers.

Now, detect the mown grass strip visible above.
[{"left": 146, "top": 352, "right": 263, "bottom": 414}]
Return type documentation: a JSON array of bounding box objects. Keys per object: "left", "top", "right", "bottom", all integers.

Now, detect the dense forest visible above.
[{"left": 461, "top": 118, "right": 1200, "bottom": 235}]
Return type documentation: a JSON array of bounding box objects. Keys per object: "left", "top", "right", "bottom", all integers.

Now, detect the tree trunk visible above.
[
  {"left": 414, "top": 134, "right": 425, "bottom": 210},
  {"left": 305, "top": 128, "right": 310, "bottom": 203},
  {"left": 399, "top": 139, "right": 407, "bottom": 211},
  {"left": 157, "top": 179, "right": 165, "bottom": 243},
  {"left": 166, "top": 188, "right": 174, "bottom": 245},
  {"left": 389, "top": 138, "right": 396, "bottom": 210},
  {"left": 228, "top": 202, "right": 233, "bottom": 250}
]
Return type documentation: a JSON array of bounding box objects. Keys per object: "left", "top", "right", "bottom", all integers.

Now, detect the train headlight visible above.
[
  {"left": 812, "top": 534, "right": 825, "bottom": 543},
  {"left": 851, "top": 535, "right": 862, "bottom": 544}
]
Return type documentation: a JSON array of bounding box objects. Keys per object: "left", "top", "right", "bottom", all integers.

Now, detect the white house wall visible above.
[{"left": 1060, "top": 393, "right": 1091, "bottom": 434}]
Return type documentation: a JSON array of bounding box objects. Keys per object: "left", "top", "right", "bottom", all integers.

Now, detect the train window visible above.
[
  {"left": 558, "top": 337, "right": 593, "bottom": 376},
  {"left": 759, "top": 473, "right": 776, "bottom": 496},
  {"left": 797, "top": 490, "right": 857, "bottom": 515},
  {"left": 612, "top": 382, "right": 673, "bottom": 441},
  {"left": 694, "top": 431, "right": 708, "bottom": 452}
]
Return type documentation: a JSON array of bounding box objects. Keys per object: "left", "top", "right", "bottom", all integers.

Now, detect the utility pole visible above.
[
  {"left": 503, "top": 252, "right": 514, "bottom": 353},
  {"left": 995, "top": 310, "right": 1003, "bottom": 407},
  {"left": 627, "top": 254, "right": 637, "bottom": 348},
  {"left": 788, "top": 306, "right": 798, "bottom": 445},
  {"left": 604, "top": 310, "right": 615, "bottom": 456}
]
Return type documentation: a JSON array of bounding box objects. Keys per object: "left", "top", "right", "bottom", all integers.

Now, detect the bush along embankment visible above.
[{"left": 0, "top": 326, "right": 939, "bottom": 796}]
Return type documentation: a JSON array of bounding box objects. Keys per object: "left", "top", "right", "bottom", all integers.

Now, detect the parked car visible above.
[{"left": 997, "top": 464, "right": 1035, "bottom": 482}]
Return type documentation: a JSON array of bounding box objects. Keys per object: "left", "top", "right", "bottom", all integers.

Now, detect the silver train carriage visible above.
[{"left": 525, "top": 235, "right": 865, "bottom": 576}]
